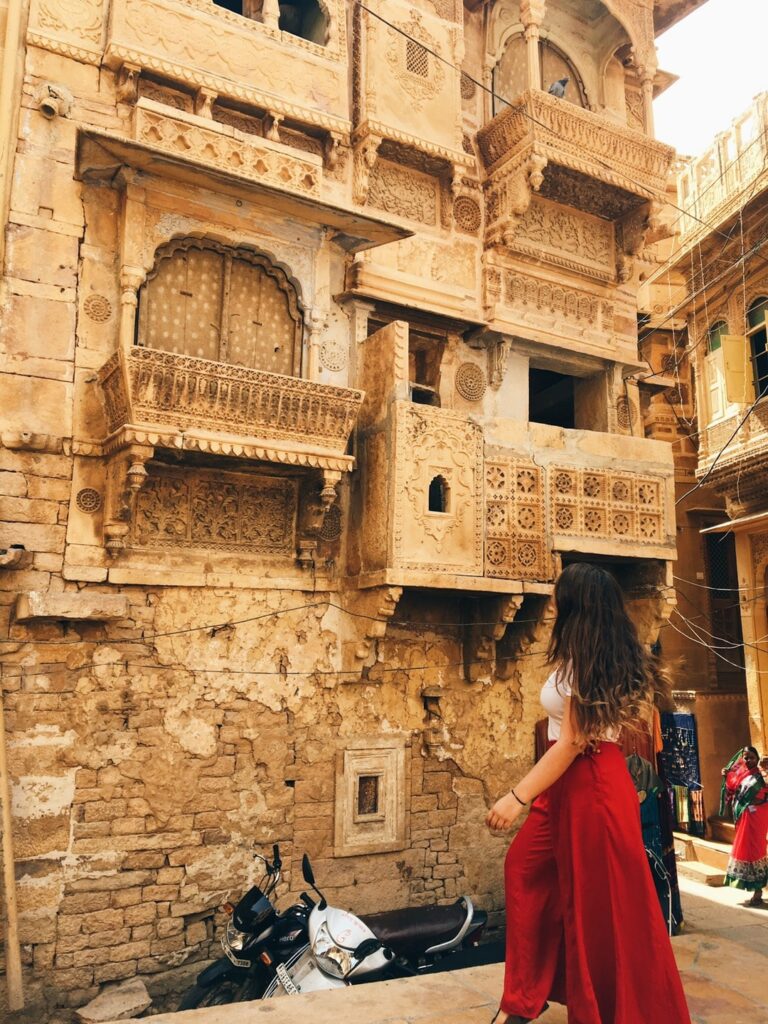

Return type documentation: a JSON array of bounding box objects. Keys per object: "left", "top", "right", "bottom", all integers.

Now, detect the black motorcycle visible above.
[{"left": 178, "top": 845, "right": 310, "bottom": 1009}]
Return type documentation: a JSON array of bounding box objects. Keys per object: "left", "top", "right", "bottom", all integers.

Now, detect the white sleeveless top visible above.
[{"left": 540, "top": 668, "right": 619, "bottom": 742}]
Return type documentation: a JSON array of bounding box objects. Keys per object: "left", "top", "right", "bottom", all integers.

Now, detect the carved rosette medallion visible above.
[
  {"left": 320, "top": 338, "right": 349, "bottom": 373},
  {"left": 319, "top": 503, "right": 343, "bottom": 542},
  {"left": 453, "top": 195, "right": 482, "bottom": 233},
  {"left": 550, "top": 467, "right": 664, "bottom": 546},
  {"left": 83, "top": 294, "right": 113, "bottom": 322},
  {"left": 484, "top": 456, "right": 549, "bottom": 581},
  {"left": 76, "top": 488, "right": 102, "bottom": 513},
  {"left": 455, "top": 363, "right": 487, "bottom": 402}
]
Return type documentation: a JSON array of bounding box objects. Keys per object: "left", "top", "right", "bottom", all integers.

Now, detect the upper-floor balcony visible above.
[
  {"left": 98, "top": 345, "right": 362, "bottom": 472},
  {"left": 477, "top": 90, "right": 675, "bottom": 234}
]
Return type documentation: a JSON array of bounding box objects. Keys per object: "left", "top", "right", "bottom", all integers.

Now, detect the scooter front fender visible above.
[{"left": 196, "top": 956, "right": 250, "bottom": 989}]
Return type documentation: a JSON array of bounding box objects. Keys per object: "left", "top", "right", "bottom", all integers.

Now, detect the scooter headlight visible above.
[
  {"left": 311, "top": 922, "right": 351, "bottom": 979},
  {"left": 225, "top": 920, "right": 249, "bottom": 952}
]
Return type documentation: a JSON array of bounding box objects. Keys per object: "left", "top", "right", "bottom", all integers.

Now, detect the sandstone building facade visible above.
[
  {"left": 0, "top": 0, "right": 704, "bottom": 1016},
  {"left": 641, "top": 93, "right": 768, "bottom": 808}
]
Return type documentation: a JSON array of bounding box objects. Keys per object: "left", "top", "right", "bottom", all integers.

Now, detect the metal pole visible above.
[{"left": 0, "top": 666, "right": 24, "bottom": 1010}]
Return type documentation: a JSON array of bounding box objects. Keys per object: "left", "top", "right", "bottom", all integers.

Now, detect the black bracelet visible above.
[{"left": 511, "top": 788, "right": 527, "bottom": 807}]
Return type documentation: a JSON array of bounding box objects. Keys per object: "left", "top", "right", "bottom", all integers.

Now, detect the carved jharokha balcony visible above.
[
  {"left": 477, "top": 90, "right": 675, "bottom": 219},
  {"left": 97, "top": 346, "right": 363, "bottom": 471}
]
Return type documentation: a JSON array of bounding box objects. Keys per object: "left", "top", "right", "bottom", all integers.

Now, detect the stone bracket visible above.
[
  {"left": 352, "top": 130, "right": 382, "bottom": 205},
  {"left": 297, "top": 470, "right": 343, "bottom": 568},
  {"left": 102, "top": 442, "right": 154, "bottom": 555},
  {"left": 463, "top": 594, "right": 524, "bottom": 685},
  {"left": 336, "top": 585, "right": 404, "bottom": 680}
]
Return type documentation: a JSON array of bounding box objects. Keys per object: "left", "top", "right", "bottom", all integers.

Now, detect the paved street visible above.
[{"left": 110, "top": 875, "right": 768, "bottom": 1024}]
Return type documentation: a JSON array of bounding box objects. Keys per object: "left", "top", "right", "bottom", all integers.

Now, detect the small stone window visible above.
[
  {"left": 428, "top": 475, "right": 450, "bottom": 513},
  {"left": 137, "top": 239, "right": 303, "bottom": 376},
  {"left": 406, "top": 39, "right": 429, "bottom": 78},
  {"left": 335, "top": 738, "right": 408, "bottom": 857}
]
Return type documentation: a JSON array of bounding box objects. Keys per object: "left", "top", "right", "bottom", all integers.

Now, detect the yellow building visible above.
[{"left": 0, "top": 0, "right": 706, "bottom": 1015}]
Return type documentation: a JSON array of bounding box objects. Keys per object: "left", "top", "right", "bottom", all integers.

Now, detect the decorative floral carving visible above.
[
  {"left": 551, "top": 467, "right": 665, "bottom": 548},
  {"left": 394, "top": 404, "right": 483, "bottom": 574},
  {"left": 76, "top": 487, "right": 102, "bottom": 513},
  {"left": 83, "top": 294, "right": 113, "bottom": 323},
  {"left": 455, "top": 362, "right": 487, "bottom": 402},
  {"left": 484, "top": 456, "right": 548, "bottom": 580},
  {"left": 366, "top": 160, "right": 438, "bottom": 224},
  {"left": 35, "top": 0, "right": 103, "bottom": 45},
  {"left": 506, "top": 198, "right": 615, "bottom": 282},
  {"left": 133, "top": 466, "right": 296, "bottom": 554},
  {"left": 453, "top": 195, "right": 481, "bottom": 233},
  {"left": 385, "top": 11, "right": 445, "bottom": 112},
  {"left": 460, "top": 72, "right": 476, "bottom": 100},
  {"left": 319, "top": 503, "right": 343, "bottom": 542}
]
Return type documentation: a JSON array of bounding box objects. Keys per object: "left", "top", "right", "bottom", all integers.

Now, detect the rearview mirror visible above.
[{"left": 302, "top": 853, "right": 315, "bottom": 886}]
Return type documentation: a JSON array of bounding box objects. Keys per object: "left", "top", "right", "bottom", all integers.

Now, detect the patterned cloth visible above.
[
  {"left": 721, "top": 749, "right": 768, "bottom": 892},
  {"left": 659, "top": 713, "right": 705, "bottom": 837}
]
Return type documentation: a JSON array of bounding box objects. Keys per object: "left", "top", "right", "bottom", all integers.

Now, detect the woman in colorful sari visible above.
[{"left": 720, "top": 746, "right": 768, "bottom": 906}]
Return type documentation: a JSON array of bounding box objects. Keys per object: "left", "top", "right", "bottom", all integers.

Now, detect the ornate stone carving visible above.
[
  {"left": 353, "top": 132, "right": 381, "bottom": 204},
  {"left": 83, "top": 294, "right": 113, "bottom": 323},
  {"left": 76, "top": 488, "right": 102, "bottom": 513},
  {"left": 455, "top": 363, "right": 487, "bottom": 402},
  {"left": 32, "top": 0, "right": 104, "bottom": 51},
  {"left": 503, "top": 273, "right": 601, "bottom": 329},
  {"left": 97, "top": 347, "right": 363, "bottom": 467},
  {"left": 319, "top": 502, "right": 343, "bottom": 542},
  {"left": 366, "top": 160, "right": 438, "bottom": 224},
  {"left": 319, "top": 337, "right": 348, "bottom": 373},
  {"left": 453, "top": 195, "right": 481, "bottom": 233},
  {"left": 477, "top": 90, "right": 674, "bottom": 201},
  {"left": 133, "top": 104, "right": 322, "bottom": 199},
  {"left": 393, "top": 404, "right": 483, "bottom": 575},
  {"left": 616, "top": 395, "right": 637, "bottom": 429},
  {"left": 132, "top": 466, "right": 297, "bottom": 554},
  {"left": 550, "top": 467, "right": 665, "bottom": 547},
  {"left": 502, "top": 197, "right": 615, "bottom": 282},
  {"left": 385, "top": 11, "right": 445, "bottom": 112},
  {"left": 484, "top": 457, "right": 551, "bottom": 581}
]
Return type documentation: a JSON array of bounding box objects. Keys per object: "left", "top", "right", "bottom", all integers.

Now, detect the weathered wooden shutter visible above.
[
  {"left": 721, "top": 334, "right": 755, "bottom": 405},
  {"left": 226, "top": 259, "right": 298, "bottom": 375},
  {"left": 140, "top": 246, "right": 224, "bottom": 361}
]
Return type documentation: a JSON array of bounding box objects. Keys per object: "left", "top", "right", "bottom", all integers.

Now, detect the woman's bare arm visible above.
[{"left": 486, "top": 697, "right": 583, "bottom": 831}]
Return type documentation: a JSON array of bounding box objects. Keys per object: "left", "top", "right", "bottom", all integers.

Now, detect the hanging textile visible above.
[{"left": 658, "top": 712, "right": 706, "bottom": 837}]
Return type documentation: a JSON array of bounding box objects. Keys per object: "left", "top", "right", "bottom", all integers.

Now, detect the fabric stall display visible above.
[
  {"left": 626, "top": 754, "right": 684, "bottom": 935},
  {"left": 658, "top": 712, "right": 706, "bottom": 837}
]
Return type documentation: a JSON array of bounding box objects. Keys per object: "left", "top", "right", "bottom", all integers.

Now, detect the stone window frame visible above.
[
  {"left": 136, "top": 237, "right": 305, "bottom": 377},
  {"left": 334, "top": 736, "right": 409, "bottom": 857}
]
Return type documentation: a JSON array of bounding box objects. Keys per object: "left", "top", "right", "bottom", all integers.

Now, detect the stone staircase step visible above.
[{"left": 675, "top": 859, "right": 726, "bottom": 887}]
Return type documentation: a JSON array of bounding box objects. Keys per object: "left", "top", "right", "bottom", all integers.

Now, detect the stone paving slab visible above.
[{"left": 110, "top": 876, "right": 768, "bottom": 1024}]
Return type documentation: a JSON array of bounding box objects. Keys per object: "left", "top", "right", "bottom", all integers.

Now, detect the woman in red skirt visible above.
[
  {"left": 721, "top": 746, "right": 768, "bottom": 905},
  {"left": 486, "top": 563, "right": 691, "bottom": 1024}
]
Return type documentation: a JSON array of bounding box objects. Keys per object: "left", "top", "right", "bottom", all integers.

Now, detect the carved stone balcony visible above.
[
  {"left": 98, "top": 347, "right": 362, "bottom": 468},
  {"left": 96, "top": 346, "right": 363, "bottom": 553},
  {"left": 477, "top": 90, "right": 675, "bottom": 245}
]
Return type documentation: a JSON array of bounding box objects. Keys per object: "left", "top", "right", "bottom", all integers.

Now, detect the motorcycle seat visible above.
[{"left": 361, "top": 900, "right": 468, "bottom": 959}]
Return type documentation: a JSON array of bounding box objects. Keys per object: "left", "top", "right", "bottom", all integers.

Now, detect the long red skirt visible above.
[
  {"left": 502, "top": 743, "right": 691, "bottom": 1023},
  {"left": 725, "top": 801, "right": 768, "bottom": 890}
]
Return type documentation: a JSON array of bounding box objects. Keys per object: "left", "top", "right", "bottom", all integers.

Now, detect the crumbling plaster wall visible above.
[{"left": 0, "top": 578, "right": 556, "bottom": 1019}]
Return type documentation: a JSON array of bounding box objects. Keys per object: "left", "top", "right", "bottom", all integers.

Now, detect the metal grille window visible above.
[
  {"left": 747, "top": 296, "right": 768, "bottom": 399},
  {"left": 406, "top": 39, "right": 429, "bottom": 78},
  {"left": 137, "top": 240, "right": 303, "bottom": 376}
]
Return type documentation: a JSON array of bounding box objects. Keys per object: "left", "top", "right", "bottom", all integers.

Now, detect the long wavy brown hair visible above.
[{"left": 547, "top": 563, "right": 655, "bottom": 746}]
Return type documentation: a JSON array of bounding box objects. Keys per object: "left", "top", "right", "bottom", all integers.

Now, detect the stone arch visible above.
[{"left": 136, "top": 237, "right": 305, "bottom": 376}]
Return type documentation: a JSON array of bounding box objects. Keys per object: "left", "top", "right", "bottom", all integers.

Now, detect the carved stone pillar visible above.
[
  {"left": 194, "top": 87, "right": 217, "bottom": 119},
  {"left": 103, "top": 444, "right": 154, "bottom": 554},
  {"left": 353, "top": 133, "right": 381, "bottom": 205},
  {"left": 119, "top": 267, "right": 144, "bottom": 350},
  {"left": 520, "top": 0, "right": 546, "bottom": 92},
  {"left": 261, "top": 0, "right": 280, "bottom": 31},
  {"left": 639, "top": 67, "right": 656, "bottom": 137}
]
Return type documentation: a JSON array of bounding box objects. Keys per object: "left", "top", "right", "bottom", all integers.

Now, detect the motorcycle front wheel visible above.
[{"left": 177, "top": 976, "right": 260, "bottom": 1010}]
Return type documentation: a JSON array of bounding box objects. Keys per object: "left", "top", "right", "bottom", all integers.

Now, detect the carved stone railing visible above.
[
  {"left": 477, "top": 90, "right": 674, "bottom": 201},
  {"left": 98, "top": 347, "right": 363, "bottom": 461}
]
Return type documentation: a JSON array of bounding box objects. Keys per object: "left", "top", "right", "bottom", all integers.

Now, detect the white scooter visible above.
[{"left": 264, "top": 854, "right": 485, "bottom": 998}]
